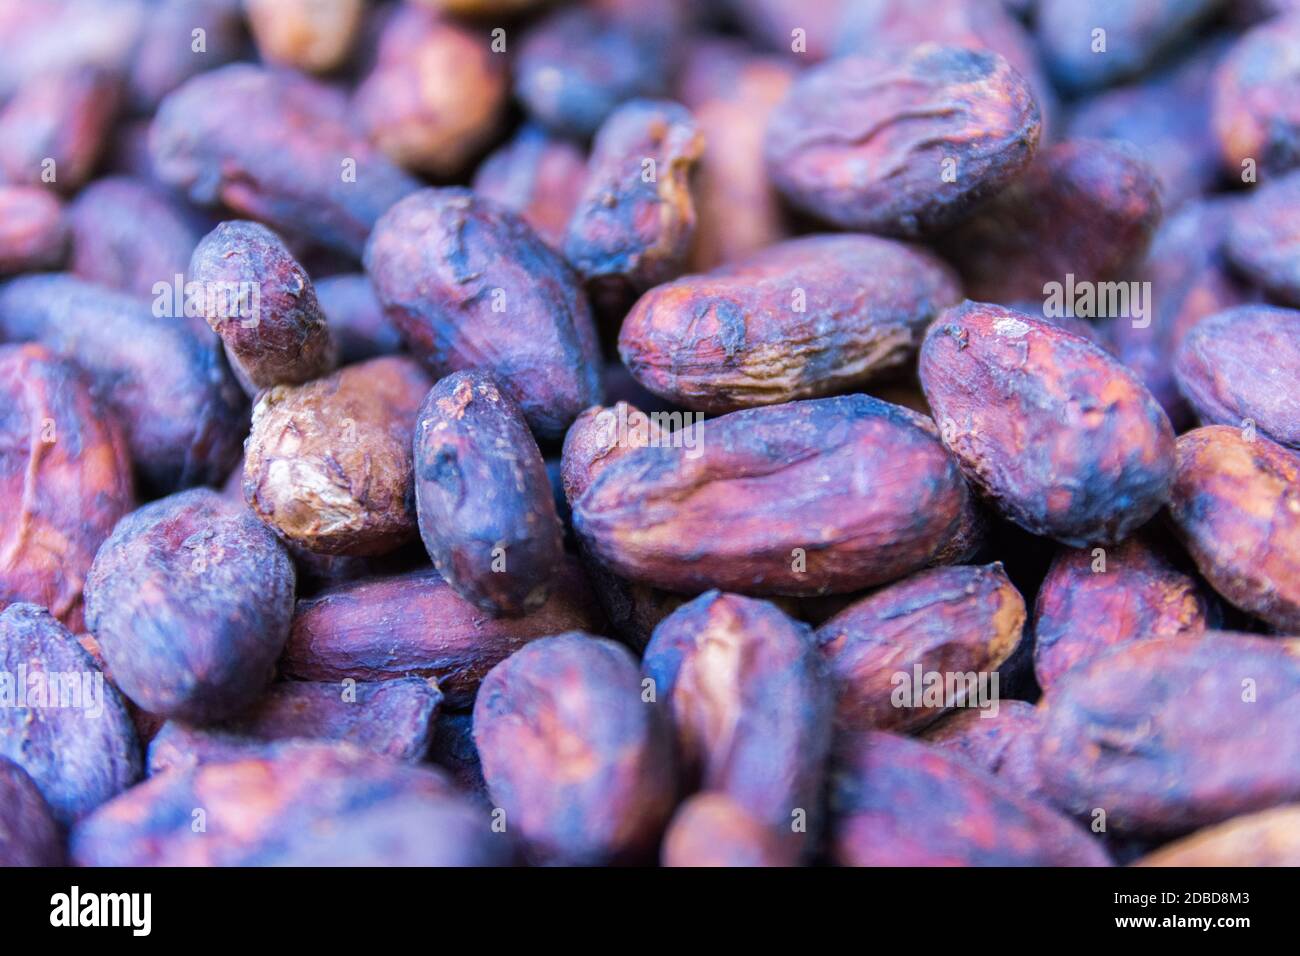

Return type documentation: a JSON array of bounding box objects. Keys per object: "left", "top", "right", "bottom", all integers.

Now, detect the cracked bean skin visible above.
[
  {"left": 1033, "top": 534, "right": 1210, "bottom": 692},
  {"left": 150, "top": 64, "right": 421, "bottom": 257},
  {"left": 413, "top": 371, "right": 564, "bottom": 617},
  {"left": 560, "top": 401, "right": 665, "bottom": 506},
  {"left": 938, "top": 141, "right": 1162, "bottom": 305},
  {"left": 661, "top": 793, "right": 797, "bottom": 868},
  {"left": 1165, "top": 427, "right": 1300, "bottom": 631},
  {"left": 84, "top": 488, "right": 297, "bottom": 723},
  {"left": 188, "top": 221, "right": 336, "bottom": 394},
  {"left": 473, "top": 633, "right": 677, "bottom": 865},
  {"left": 829, "top": 731, "right": 1110, "bottom": 866},
  {"left": 0, "top": 603, "right": 141, "bottom": 827},
  {"left": 643, "top": 592, "right": 832, "bottom": 854},
  {"left": 1211, "top": 14, "right": 1300, "bottom": 177},
  {"left": 1036, "top": 635, "right": 1300, "bottom": 836},
  {"left": 242, "top": 357, "right": 432, "bottom": 557},
  {"left": 1174, "top": 305, "right": 1300, "bottom": 451},
  {"left": 364, "top": 188, "right": 602, "bottom": 441},
  {"left": 71, "top": 742, "right": 511, "bottom": 867},
  {"left": 0, "top": 185, "right": 67, "bottom": 275},
  {"left": 0, "top": 344, "right": 134, "bottom": 631},
  {"left": 923, "top": 700, "right": 1047, "bottom": 805},
  {"left": 1037, "top": 0, "right": 1221, "bottom": 94},
  {"left": 619, "top": 234, "right": 962, "bottom": 413},
  {"left": 355, "top": 3, "right": 508, "bottom": 178},
  {"left": 564, "top": 99, "right": 704, "bottom": 309},
  {"left": 1136, "top": 805, "right": 1300, "bottom": 866},
  {"left": 764, "top": 45, "right": 1040, "bottom": 238},
  {"left": 1225, "top": 172, "right": 1300, "bottom": 306},
  {"left": 815, "top": 563, "right": 1025, "bottom": 734},
  {"left": 0, "top": 757, "right": 64, "bottom": 866},
  {"left": 66, "top": 176, "right": 199, "bottom": 298},
  {"left": 146, "top": 677, "right": 443, "bottom": 774},
  {"left": 919, "top": 302, "right": 1176, "bottom": 547},
  {"left": 573, "top": 394, "right": 976, "bottom": 596},
  {"left": 472, "top": 124, "right": 588, "bottom": 250},
  {"left": 0, "top": 273, "right": 247, "bottom": 493},
  {"left": 282, "top": 558, "right": 604, "bottom": 709}
]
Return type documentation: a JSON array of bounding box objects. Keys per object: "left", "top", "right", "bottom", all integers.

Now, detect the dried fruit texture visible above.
[
  {"left": 147, "top": 677, "right": 443, "bottom": 774},
  {"left": 127, "top": 0, "right": 245, "bottom": 112},
  {"left": 75, "top": 631, "right": 165, "bottom": 745},
  {"left": 243, "top": 356, "right": 432, "bottom": 556},
  {"left": 815, "top": 564, "right": 1024, "bottom": 733},
  {"left": 1033, "top": 536, "right": 1210, "bottom": 692},
  {"left": 1136, "top": 805, "right": 1300, "bottom": 866},
  {"left": 0, "top": 757, "right": 63, "bottom": 866},
  {"left": 0, "top": 274, "right": 247, "bottom": 492},
  {"left": 1174, "top": 306, "right": 1300, "bottom": 450},
  {"left": 676, "top": 40, "right": 794, "bottom": 272},
  {"left": 938, "top": 141, "right": 1163, "bottom": 305},
  {"left": 1118, "top": 197, "right": 1253, "bottom": 428},
  {"left": 0, "top": 185, "right": 67, "bottom": 274},
  {"left": 1067, "top": 47, "right": 1224, "bottom": 210},
  {"left": 414, "top": 371, "right": 564, "bottom": 616},
  {"left": 563, "top": 99, "right": 703, "bottom": 308},
  {"left": 0, "top": 345, "right": 134, "bottom": 630},
  {"left": 474, "top": 633, "right": 677, "bottom": 865},
  {"left": 1225, "top": 172, "right": 1300, "bottom": 305},
  {"left": 282, "top": 560, "right": 604, "bottom": 708},
  {"left": 150, "top": 64, "right": 421, "bottom": 257},
  {"left": 574, "top": 394, "right": 975, "bottom": 596},
  {"left": 472, "top": 125, "right": 588, "bottom": 250},
  {"left": 355, "top": 4, "right": 507, "bottom": 178},
  {"left": 829, "top": 731, "right": 1110, "bottom": 866},
  {"left": 643, "top": 592, "right": 831, "bottom": 849},
  {"left": 1165, "top": 427, "right": 1300, "bottom": 631},
  {"left": 0, "top": 66, "right": 120, "bottom": 193},
  {"left": 1211, "top": 14, "right": 1300, "bottom": 176},
  {"left": 84, "top": 488, "right": 296, "bottom": 722},
  {"left": 428, "top": 711, "right": 486, "bottom": 798},
  {"left": 66, "top": 176, "right": 200, "bottom": 298},
  {"left": 313, "top": 274, "right": 404, "bottom": 364},
  {"left": 919, "top": 303, "right": 1176, "bottom": 546},
  {"left": 364, "top": 189, "right": 601, "bottom": 440},
  {"left": 1037, "top": 0, "right": 1221, "bottom": 93},
  {"left": 619, "top": 235, "right": 962, "bottom": 413},
  {"left": 189, "top": 221, "right": 336, "bottom": 394},
  {"left": 661, "top": 793, "right": 797, "bottom": 867},
  {"left": 1036, "top": 635, "right": 1300, "bottom": 835},
  {"left": 245, "top": 0, "right": 364, "bottom": 74},
  {"left": 71, "top": 743, "right": 510, "bottom": 866},
  {"left": 0, "top": 604, "right": 141, "bottom": 826},
  {"left": 727, "top": 0, "right": 847, "bottom": 60},
  {"left": 514, "top": 3, "right": 677, "bottom": 139},
  {"left": 764, "top": 46, "right": 1041, "bottom": 238},
  {"left": 833, "top": 0, "right": 1057, "bottom": 139},
  {"left": 561, "top": 401, "right": 665, "bottom": 505},
  {"left": 922, "top": 700, "right": 1046, "bottom": 804}
]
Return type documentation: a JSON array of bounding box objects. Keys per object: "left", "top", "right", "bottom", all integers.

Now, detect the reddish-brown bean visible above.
[
  {"left": 1211, "top": 14, "right": 1300, "bottom": 176},
  {"left": 472, "top": 125, "right": 588, "bottom": 250},
  {"left": 764, "top": 46, "right": 1041, "bottom": 238},
  {"left": 0, "top": 66, "right": 121, "bottom": 193},
  {"left": 919, "top": 302, "right": 1176, "bottom": 546},
  {"left": 281, "top": 558, "right": 605, "bottom": 709},
  {"left": 0, "top": 185, "right": 67, "bottom": 274},
  {"left": 1136, "top": 805, "right": 1300, "bottom": 866},
  {"left": 1165, "top": 427, "right": 1300, "bottom": 631},
  {"left": 245, "top": 0, "right": 363, "bottom": 74},
  {"left": 473, "top": 632, "right": 677, "bottom": 865},
  {"left": 661, "top": 793, "right": 797, "bottom": 868},
  {"left": 922, "top": 699, "right": 1047, "bottom": 804},
  {"left": 619, "top": 234, "right": 962, "bottom": 413}
]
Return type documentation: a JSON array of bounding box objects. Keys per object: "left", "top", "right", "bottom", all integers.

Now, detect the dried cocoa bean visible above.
[
  {"left": 0, "top": 757, "right": 64, "bottom": 867},
  {"left": 0, "top": 185, "right": 67, "bottom": 275},
  {"left": 661, "top": 793, "right": 796, "bottom": 868}
]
